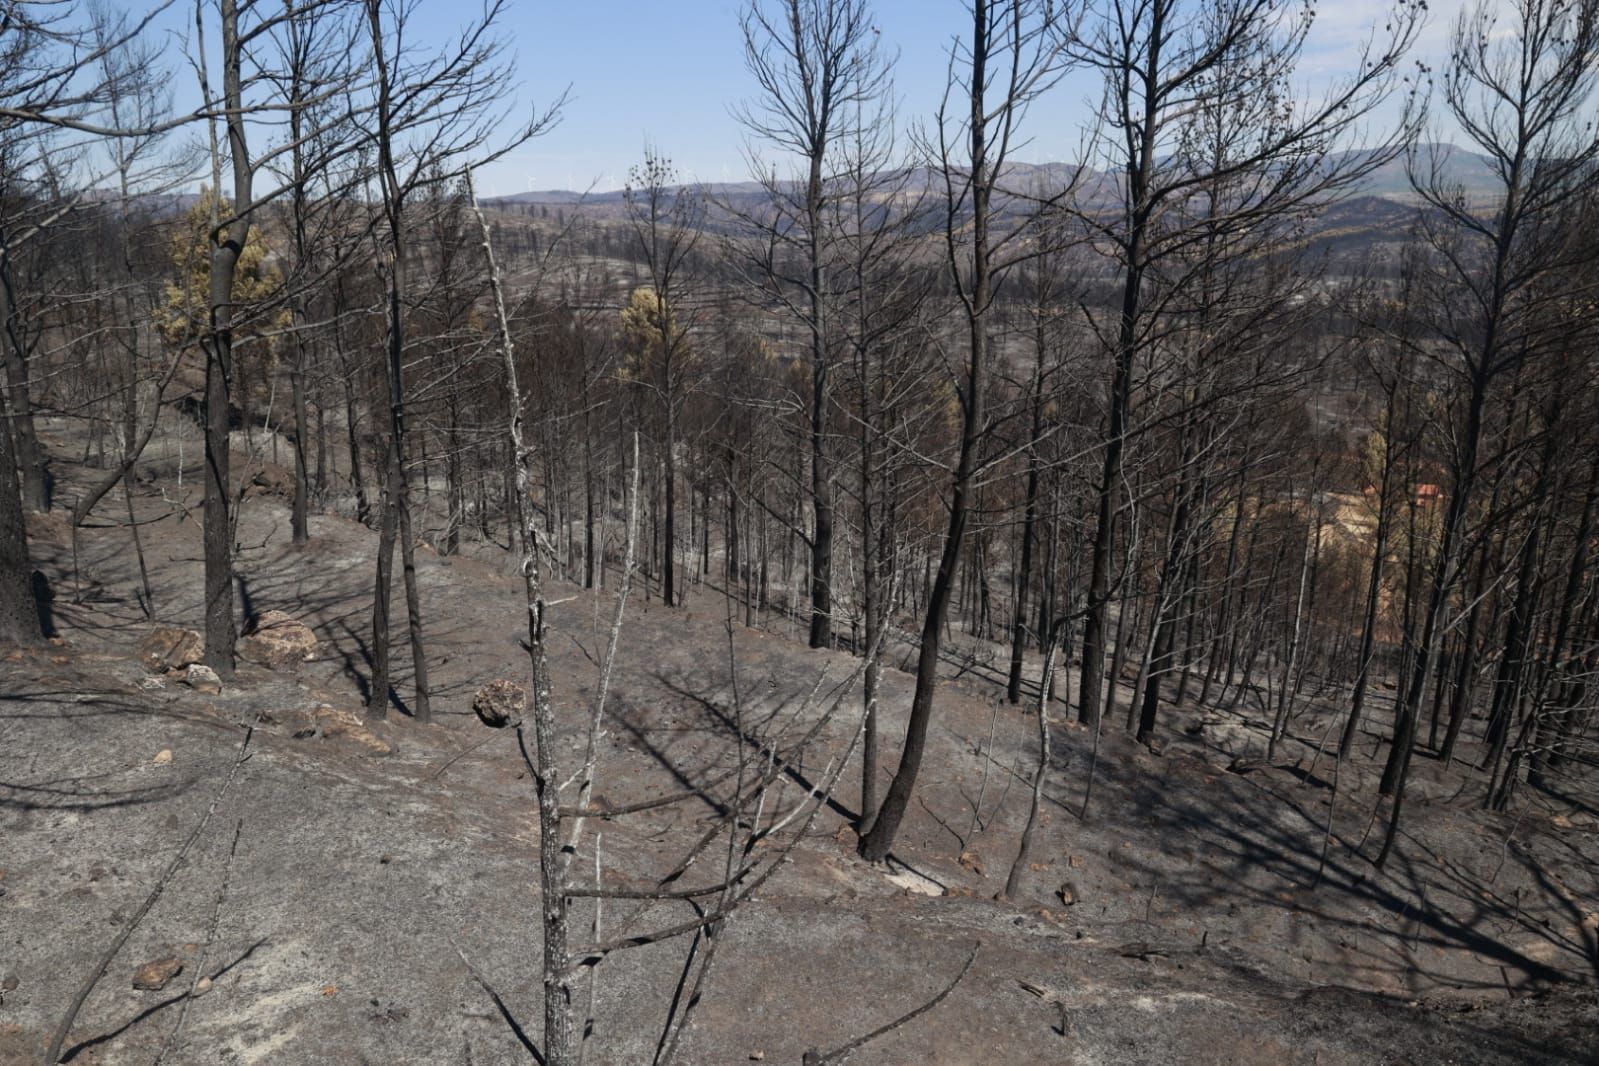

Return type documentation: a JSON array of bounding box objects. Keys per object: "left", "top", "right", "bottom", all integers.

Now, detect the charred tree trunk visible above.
[
  {"left": 1529, "top": 452, "right": 1599, "bottom": 788},
  {"left": 365, "top": 0, "right": 430, "bottom": 720},
  {"left": 1007, "top": 326, "right": 1048, "bottom": 704},
  {"left": 0, "top": 242, "right": 46, "bottom": 511},
  {"left": 1341, "top": 423, "right": 1397, "bottom": 759},
  {"left": 0, "top": 369, "right": 37, "bottom": 642}
]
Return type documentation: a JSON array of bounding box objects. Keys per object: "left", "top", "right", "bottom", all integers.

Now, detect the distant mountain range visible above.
[{"left": 490, "top": 142, "right": 1501, "bottom": 211}]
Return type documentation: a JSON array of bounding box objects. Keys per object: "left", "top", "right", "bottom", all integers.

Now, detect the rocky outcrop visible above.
[
  {"left": 287, "top": 703, "right": 391, "bottom": 755},
  {"left": 243, "top": 461, "right": 295, "bottom": 500}
]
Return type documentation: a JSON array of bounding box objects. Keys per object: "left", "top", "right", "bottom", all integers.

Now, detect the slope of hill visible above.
[{"left": 3, "top": 412, "right": 1596, "bottom": 1064}]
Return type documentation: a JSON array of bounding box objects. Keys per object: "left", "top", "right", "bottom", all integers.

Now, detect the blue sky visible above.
[
  {"left": 476, "top": 0, "right": 1467, "bottom": 196},
  {"left": 152, "top": 0, "right": 1472, "bottom": 197},
  {"left": 491, "top": 0, "right": 967, "bottom": 193}
]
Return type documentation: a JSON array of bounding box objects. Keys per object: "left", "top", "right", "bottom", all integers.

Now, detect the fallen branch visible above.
[
  {"left": 46, "top": 725, "right": 256, "bottom": 1065},
  {"left": 154, "top": 815, "right": 246, "bottom": 1065},
  {"left": 801, "top": 944, "right": 979, "bottom": 1065}
]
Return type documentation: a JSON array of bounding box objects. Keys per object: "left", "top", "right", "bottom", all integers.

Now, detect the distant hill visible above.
[
  {"left": 489, "top": 142, "right": 1498, "bottom": 212},
  {"left": 485, "top": 143, "right": 1498, "bottom": 262},
  {"left": 1334, "top": 142, "right": 1501, "bottom": 202}
]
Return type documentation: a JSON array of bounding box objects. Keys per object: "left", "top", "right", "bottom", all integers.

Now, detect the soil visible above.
[{"left": 2, "top": 416, "right": 1597, "bottom": 1065}]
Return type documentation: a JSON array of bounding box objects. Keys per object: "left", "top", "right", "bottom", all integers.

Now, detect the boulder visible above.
[
  {"left": 137, "top": 627, "right": 203, "bottom": 674},
  {"left": 183, "top": 664, "right": 223, "bottom": 695},
  {"left": 238, "top": 610, "right": 318, "bottom": 668},
  {"left": 473, "top": 679, "right": 525, "bottom": 728}
]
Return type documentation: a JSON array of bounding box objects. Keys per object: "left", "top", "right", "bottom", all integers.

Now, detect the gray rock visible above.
[
  {"left": 184, "top": 664, "right": 223, "bottom": 695},
  {"left": 472, "top": 679, "right": 525, "bottom": 728}
]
